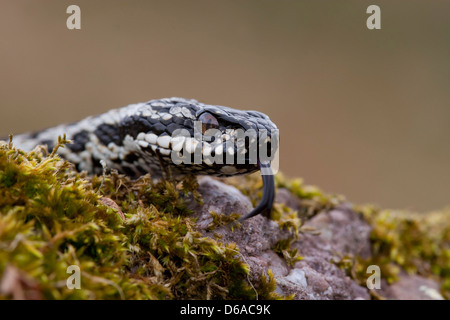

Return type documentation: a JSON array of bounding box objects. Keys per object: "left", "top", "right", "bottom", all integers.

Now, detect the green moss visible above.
[
  {"left": 274, "top": 173, "right": 343, "bottom": 220},
  {"left": 0, "top": 139, "right": 278, "bottom": 300},
  {"left": 227, "top": 172, "right": 342, "bottom": 221},
  {"left": 271, "top": 203, "right": 303, "bottom": 267},
  {"left": 2, "top": 138, "right": 450, "bottom": 300},
  {"left": 268, "top": 171, "right": 450, "bottom": 300},
  {"left": 333, "top": 204, "right": 450, "bottom": 299},
  {"left": 206, "top": 211, "right": 241, "bottom": 231},
  {"left": 354, "top": 205, "right": 450, "bottom": 299},
  {"left": 257, "top": 269, "right": 293, "bottom": 300}
]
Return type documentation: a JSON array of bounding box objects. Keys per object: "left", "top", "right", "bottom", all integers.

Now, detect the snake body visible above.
[{"left": 11, "top": 97, "right": 278, "bottom": 220}]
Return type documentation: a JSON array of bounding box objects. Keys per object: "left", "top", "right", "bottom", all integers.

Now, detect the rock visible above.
[
  {"left": 379, "top": 274, "right": 444, "bottom": 300},
  {"left": 190, "top": 176, "right": 286, "bottom": 256},
  {"left": 283, "top": 204, "right": 373, "bottom": 300},
  {"left": 188, "top": 176, "right": 253, "bottom": 230},
  {"left": 296, "top": 203, "right": 372, "bottom": 259},
  {"left": 274, "top": 188, "right": 301, "bottom": 212},
  {"left": 190, "top": 177, "right": 444, "bottom": 300},
  {"left": 191, "top": 177, "right": 371, "bottom": 299}
]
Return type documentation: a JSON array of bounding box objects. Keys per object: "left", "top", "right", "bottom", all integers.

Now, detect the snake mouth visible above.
[{"left": 239, "top": 159, "right": 275, "bottom": 221}]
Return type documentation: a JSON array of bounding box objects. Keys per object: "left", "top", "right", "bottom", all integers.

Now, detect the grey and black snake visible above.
[{"left": 8, "top": 97, "right": 279, "bottom": 220}]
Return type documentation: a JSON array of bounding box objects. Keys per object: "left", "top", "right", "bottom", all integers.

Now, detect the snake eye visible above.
[{"left": 199, "top": 112, "right": 219, "bottom": 133}]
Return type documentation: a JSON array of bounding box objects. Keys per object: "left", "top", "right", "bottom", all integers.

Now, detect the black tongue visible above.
[{"left": 239, "top": 160, "right": 275, "bottom": 221}]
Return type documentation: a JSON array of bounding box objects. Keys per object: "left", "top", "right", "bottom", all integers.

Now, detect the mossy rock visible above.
[
  {"left": 0, "top": 139, "right": 281, "bottom": 299},
  {"left": 0, "top": 137, "right": 449, "bottom": 300}
]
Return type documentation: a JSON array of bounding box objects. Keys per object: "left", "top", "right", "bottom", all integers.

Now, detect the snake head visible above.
[
  {"left": 191, "top": 102, "right": 279, "bottom": 220},
  {"left": 127, "top": 97, "right": 279, "bottom": 220},
  {"left": 137, "top": 98, "right": 279, "bottom": 220}
]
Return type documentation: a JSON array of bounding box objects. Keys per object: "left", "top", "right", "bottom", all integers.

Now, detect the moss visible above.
[
  {"left": 267, "top": 170, "right": 450, "bottom": 300},
  {"left": 257, "top": 269, "right": 293, "bottom": 300},
  {"left": 354, "top": 205, "right": 450, "bottom": 299},
  {"left": 0, "top": 139, "right": 277, "bottom": 300},
  {"left": 333, "top": 204, "right": 450, "bottom": 299},
  {"left": 268, "top": 171, "right": 450, "bottom": 300},
  {"left": 205, "top": 211, "right": 241, "bottom": 232},
  {"left": 274, "top": 173, "right": 343, "bottom": 220},
  {"left": 2, "top": 137, "right": 450, "bottom": 300},
  {"left": 271, "top": 204, "right": 303, "bottom": 267}
]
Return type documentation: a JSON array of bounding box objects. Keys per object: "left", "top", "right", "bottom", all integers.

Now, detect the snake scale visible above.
[{"left": 9, "top": 97, "right": 279, "bottom": 220}]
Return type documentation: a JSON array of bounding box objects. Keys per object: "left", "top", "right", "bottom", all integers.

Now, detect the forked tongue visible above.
[{"left": 239, "top": 160, "right": 275, "bottom": 221}]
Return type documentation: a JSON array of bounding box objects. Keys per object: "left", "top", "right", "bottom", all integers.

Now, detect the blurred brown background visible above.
[{"left": 1, "top": 0, "right": 449, "bottom": 212}]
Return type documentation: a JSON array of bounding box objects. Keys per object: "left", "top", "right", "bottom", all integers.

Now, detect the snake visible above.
[{"left": 9, "top": 97, "right": 279, "bottom": 220}]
